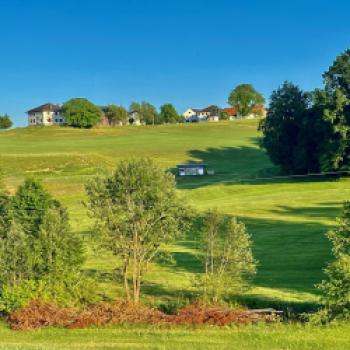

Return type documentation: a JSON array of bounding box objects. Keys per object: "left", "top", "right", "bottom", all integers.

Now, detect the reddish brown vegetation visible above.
[{"left": 7, "top": 300, "right": 279, "bottom": 330}]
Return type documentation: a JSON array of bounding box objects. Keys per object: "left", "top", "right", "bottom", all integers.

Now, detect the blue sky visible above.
[{"left": 1, "top": 0, "right": 350, "bottom": 126}]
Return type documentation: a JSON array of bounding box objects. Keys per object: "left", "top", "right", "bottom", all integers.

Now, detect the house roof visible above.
[
  {"left": 27, "top": 103, "right": 61, "bottom": 113},
  {"left": 224, "top": 107, "right": 238, "bottom": 116},
  {"left": 201, "top": 105, "right": 220, "bottom": 113},
  {"left": 224, "top": 106, "right": 266, "bottom": 116},
  {"left": 176, "top": 163, "right": 208, "bottom": 168}
]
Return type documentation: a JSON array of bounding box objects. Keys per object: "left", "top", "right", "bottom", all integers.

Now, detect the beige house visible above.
[{"left": 27, "top": 103, "right": 64, "bottom": 126}]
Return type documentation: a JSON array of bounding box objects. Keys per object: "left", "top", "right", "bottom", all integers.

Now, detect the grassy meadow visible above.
[{"left": 1, "top": 120, "right": 350, "bottom": 348}]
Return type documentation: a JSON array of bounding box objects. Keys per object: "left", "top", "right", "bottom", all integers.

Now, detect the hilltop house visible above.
[
  {"left": 27, "top": 103, "right": 64, "bottom": 126},
  {"left": 27, "top": 103, "right": 118, "bottom": 127},
  {"left": 224, "top": 106, "right": 267, "bottom": 120},
  {"left": 183, "top": 105, "right": 220, "bottom": 123}
]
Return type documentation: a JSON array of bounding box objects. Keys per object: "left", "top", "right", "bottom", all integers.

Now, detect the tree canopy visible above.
[
  {"left": 0, "top": 114, "right": 13, "bottom": 129},
  {"left": 129, "top": 102, "right": 158, "bottom": 125},
  {"left": 228, "top": 84, "right": 265, "bottom": 117},
  {"left": 62, "top": 98, "right": 101, "bottom": 128},
  {"left": 104, "top": 105, "right": 128, "bottom": 125},
  {"left": 159, "top": 104, "right": 182, "bottom": 124},
  {"left": 86, "top": 158, "right": 189, "bottom": 304},
  {"left": 0, "top": 179, "right": 91, "bottom": 312},
  {"left": 260, "top": 49, "right": 350, "bottom": 174}
]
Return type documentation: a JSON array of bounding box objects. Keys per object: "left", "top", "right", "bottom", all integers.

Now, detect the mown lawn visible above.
[
  {"left": 1, "top": 322, "right": 350, "bottom": 350},
  {"left": 1, "top": 120, "right": 350, "bottom": 309}
]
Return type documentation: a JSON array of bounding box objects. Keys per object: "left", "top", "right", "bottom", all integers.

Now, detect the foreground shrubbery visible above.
[
  {"left": 7, "top": 299, "right": 279, "bottom": 330},
  {"left": 0, "top": 179, "right": 97, "bottom": 313}
]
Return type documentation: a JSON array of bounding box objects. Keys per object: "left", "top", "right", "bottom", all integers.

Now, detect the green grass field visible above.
[{"left": 0, "top": 120, "right": 349, "bottom": 348}]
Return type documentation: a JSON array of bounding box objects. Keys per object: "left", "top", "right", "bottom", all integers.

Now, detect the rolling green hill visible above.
[{"left": 1, "top": 120, "right": 350, "bottom": 309}]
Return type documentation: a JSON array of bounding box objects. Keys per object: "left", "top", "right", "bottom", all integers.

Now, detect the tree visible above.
[
  {"left": 159, "top": 104, "right": 182, "bottom": 124},
  {"left": 0, "top": 179, "right": 89, "bottom": 311},
  {"left": 318, "top": 202, "right": 350, "bottom": 321},
  {"left": 86, "top": 158, "right": 188, "bottom": 304},
  {"left": 129, "top": 102, "right": 158, "bottom": 125},
  {"left": 228, "top": 84, "right": 265, "bottom": 117},
  {"left": 0, "top": 114, "right": 13, "bottom": 129},
  {"left": 259, "top": 82, "right": 331, "bottom": 174},
  {"left": 317, "top": 49, "right": 350, "bottom": 171},
  {"left": 219, "top": 110, "right": 229, "bottom": 120},
  {"left": 104, "top": 105, "right": 128, "bottom": 126},
  {"left": 196, "top": 210, "right": 257, "bottom": 303},
  {"left": 61, "top": 98, "right": 101, "bottom": 128}
]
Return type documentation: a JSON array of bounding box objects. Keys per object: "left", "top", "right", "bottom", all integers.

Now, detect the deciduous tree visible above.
[
  {"left": 104, "top": 105, "right": 128, "bottom": 125},
  {"left": 228, "top": 84, "right": 265, "bottom": 117},
  {"left": 159, "top": 104, "right": 182, "bottom": 124},
  {"left": 62, "top": 98, "right": 101, "bottom": 128},
  {"left": 0, "top": 114, "right": 13, "bottom": 129},
  {"left": 86, "top": 158, "right": 188, "bottom": 304},
  {"left": 129, "top": 102, "right": 158, "bottom": 125},
  {"left": 196, "top": 210, "right": 257, "bottom": 303}
]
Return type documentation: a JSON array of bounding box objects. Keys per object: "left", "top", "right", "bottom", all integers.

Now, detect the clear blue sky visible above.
[{"left": 1, "top": 0, "right": 350, "bottom": 126}]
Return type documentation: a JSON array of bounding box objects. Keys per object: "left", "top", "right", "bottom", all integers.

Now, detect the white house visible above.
[
  {"left": 27, "top": 103, "right": 64, "bottom": 126},
  {"left": 128, "top": 111, "right": 142, "bottom": 125},
  {"left": 183, "top": 105, "right": 220, "bottom": 123}
]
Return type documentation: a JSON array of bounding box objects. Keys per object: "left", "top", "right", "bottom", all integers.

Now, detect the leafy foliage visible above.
[
  {"left": 159, "top": 104, "right": 182, "bottom": 124},
  {"left": 62, "top": 98, "right": 101, "bottom": 128},
  {"left": 195, "top": 210, "right": 257, "bottom": 303},
  {"left": 86, "top": 158, "right": 189, "bottom": 303},
  {"left": 0, "top": 179, "right": 93, "bottom": 312},
  {"left": 104, "top": 105, "right": 128, "bottom": 125},
  {"left": 318, "top": 202, "right": 350, "bottom": 321},
  {"left": 259, "top": 82, "right": 330, "bottom": 174},
  {"left": 0, "top": 114, "right": 13, "bottom": 129},
  {"left": 129, "top": 101, "right": 158, "bottom": 125},
  {"left": 228, "top": 84, "right": 265, "bottom": 117},
  {"left": 260, "top": 49, "right": 350, "bottom": 174}
]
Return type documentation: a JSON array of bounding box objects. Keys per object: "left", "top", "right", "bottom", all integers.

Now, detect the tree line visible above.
[
  {"left": 260, "top": 48, "right": 350, "bottom": 175},
  {"left": 61, "top": 99, "right": 185, "bottom": 128}
]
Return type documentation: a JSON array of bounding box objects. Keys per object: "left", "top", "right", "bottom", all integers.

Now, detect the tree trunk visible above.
[{"left": 123, "top": 258, "right": 131, "bottom": 302}]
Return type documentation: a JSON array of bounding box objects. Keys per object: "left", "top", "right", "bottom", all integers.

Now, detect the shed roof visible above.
[{"left": 176, "top": 163, "right": 208, "bottom": 168}]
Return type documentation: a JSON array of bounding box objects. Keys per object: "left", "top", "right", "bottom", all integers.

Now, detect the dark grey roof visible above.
[
  {"left": 27, "top": 103, "right": 61, "bottom": 113},
  {"left": 176, "top": 163, "right": 208, "bottom": 168}
]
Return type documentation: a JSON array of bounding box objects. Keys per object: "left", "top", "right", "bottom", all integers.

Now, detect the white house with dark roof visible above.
[{"left": 27, "top": 103, "right": 64, "bottom": 126}]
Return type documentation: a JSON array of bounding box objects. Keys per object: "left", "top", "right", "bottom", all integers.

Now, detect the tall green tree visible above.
[
  {"left": 62, "top": 98, "right": 101, "bottom": 128},
  {"left": 228, "top": 84, "right": 265, "bottom": 117},
  {"left": 318, "top": 49, "right": 350, "bottom": 171},
  {"left": 196, "top": 210, "right": 257, "bottom": 303},
  {"left": 159, "top": 104, "right": 182, "bottom": 124},
  {"left": 318, "top": 202, "right": 350, "bottom": 321},
  {"left": 86, "top": 158, "right": 188, "bottom": 304},
  {"left": 129, "top": 102, "right": 158, "bottom": 125},
  {"left": 0, "top": 114, "right": 13, "bottom": 129},
  {"left": 0, "top": 179, "right": 90, "bottom": 311},
  {"left": 104, "top": 105, "right": 128, "bottom": 125}
]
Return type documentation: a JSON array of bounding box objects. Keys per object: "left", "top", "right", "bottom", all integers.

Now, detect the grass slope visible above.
[{"left": 1, "top": 120, "right": 350, "bottom": 308}]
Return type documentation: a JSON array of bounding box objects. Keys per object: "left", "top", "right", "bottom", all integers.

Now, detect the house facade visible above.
[
  {"left": 27, "top": 103, "right": 64, "bottom": 126},
  {"left": 183, "top": 105, "right": 221, "bottom": 123}
]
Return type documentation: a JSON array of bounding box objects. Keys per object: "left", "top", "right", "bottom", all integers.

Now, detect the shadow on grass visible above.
[
  {"left": 270, "top": 203, "right": 342, "bottom": 220},
  {"left": 176, "top": 145, "right": 342, "bottom": 189}
]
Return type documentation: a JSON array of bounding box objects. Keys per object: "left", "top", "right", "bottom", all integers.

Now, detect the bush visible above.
[{"left": 0, "top": 274, "right": 98, "bottom": 314}]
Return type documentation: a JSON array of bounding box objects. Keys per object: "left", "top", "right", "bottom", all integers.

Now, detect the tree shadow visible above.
[
  {"left": 270, "top": 202, "right": 342, "bottom": 220},
  {"left": 176, "top": 145, "right": 339, "bottom": 189}
]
